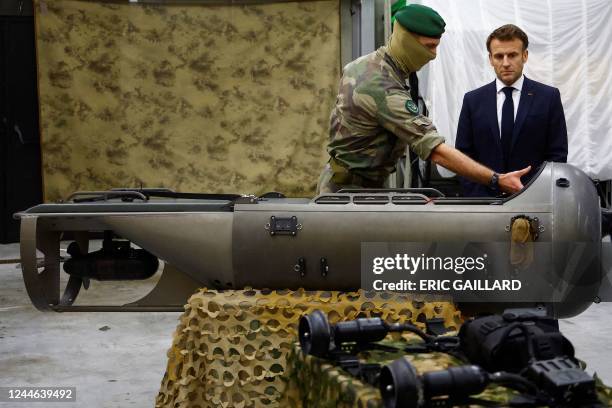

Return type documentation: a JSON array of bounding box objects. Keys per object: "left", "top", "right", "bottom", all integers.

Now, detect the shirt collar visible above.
[{"left": 496, "top": 74, "right": 524, "bottom": 93}]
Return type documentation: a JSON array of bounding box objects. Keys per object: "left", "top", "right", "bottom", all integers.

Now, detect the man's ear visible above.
[
  {"left": 523, "top": 49, "right": 529, "bottom": 62},
  {"left": 488, "top": 52, "right": 494, "bottom": 66}
]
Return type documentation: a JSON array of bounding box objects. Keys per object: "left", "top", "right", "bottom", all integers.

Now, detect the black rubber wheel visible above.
[
  {"left": 380, "top": 357, "right": 420, "bottom": 408},
  {"left": 298, "top": 310, "right": 331, "bottom": 358}
]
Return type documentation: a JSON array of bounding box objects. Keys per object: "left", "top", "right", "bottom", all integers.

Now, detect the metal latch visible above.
[{"left": 294, "top": 257, "right": 306, "bottom": 277}]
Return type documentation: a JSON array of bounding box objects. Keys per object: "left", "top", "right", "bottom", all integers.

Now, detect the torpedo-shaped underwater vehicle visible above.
[{"left": 14, "top": 163, "right": 611, "bottom": 317}]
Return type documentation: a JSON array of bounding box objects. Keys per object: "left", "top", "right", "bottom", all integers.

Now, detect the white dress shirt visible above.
[{"left": 496, "top": 75, "right": 524, "bottom": 138}]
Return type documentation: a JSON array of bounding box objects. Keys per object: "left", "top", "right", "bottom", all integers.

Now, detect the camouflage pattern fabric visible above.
[
  {"left": 285, "top": 336, "right": 612, "bottom": 407},
  {"left": 156, "top": 289, "right": 462, "bottom": 407},
  {"left": 283, "top": 336, "right": 463, "bottom": 407},
  {"left": 34, "top": 0, "right": 339, "bottom": 202},
  {"left": 320, "top": 45, "right": 445, "bottom": 192},
  {"left": 157, "top": 288, "right": 612, "bottom": 407}
]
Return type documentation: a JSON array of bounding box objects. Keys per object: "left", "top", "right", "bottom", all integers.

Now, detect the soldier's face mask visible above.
[{"left": 388, "top": 21, "right": 438, "bottom": 73}]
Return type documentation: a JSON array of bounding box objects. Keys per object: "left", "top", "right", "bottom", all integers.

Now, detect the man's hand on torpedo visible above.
[{"left": 499, "top": 166, "right": 531, "bottom": 194}]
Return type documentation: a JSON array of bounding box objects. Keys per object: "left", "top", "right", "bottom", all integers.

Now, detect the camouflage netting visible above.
[
  {"left": 157, "top": 289, "right": 612, "bottom": 407},
  {"left": 156, "top": 289, "right": 463, "bottom": 408},
  {"left": 34, "top": 0, "right": 340, "bottom": 201}
]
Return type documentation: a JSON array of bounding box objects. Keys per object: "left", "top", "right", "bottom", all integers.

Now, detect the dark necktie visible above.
[{"left": 501, "top": 86, "right": 515, "bottom": 169}]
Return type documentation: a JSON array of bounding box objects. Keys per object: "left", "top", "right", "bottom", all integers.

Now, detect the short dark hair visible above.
[{"left": 486, "top": 24, "right": 529, "bottom": 52}]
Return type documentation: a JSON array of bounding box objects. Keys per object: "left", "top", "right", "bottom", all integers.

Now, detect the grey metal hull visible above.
[{"left": 15, "top": 163, "right": 604, "bottom": 317}]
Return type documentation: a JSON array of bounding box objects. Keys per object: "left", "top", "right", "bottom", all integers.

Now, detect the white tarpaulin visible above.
[{"left": 416, "top": 0, "right": 612, "bottom": 180}]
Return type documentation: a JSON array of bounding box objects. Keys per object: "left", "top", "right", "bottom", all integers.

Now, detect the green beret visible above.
[
  {"left": 394, "top": 4, "right": 446, "bottom": 38},
  {"left": 390, "top": 0, "right": 406, "bottom": 27},
  {"left": 391, "top": 0, "right": 407, "bottom": 16}
]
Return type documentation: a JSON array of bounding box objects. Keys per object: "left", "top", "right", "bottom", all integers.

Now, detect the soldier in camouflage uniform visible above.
[{"left": 317, "top": 4, "right": 530, "bottom": 194}]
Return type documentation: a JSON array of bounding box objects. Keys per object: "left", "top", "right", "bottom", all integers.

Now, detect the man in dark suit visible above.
[{"left": 455, "top": 24, "right": 568, "bottom": 197}]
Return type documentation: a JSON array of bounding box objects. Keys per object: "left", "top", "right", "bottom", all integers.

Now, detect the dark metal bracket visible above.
[{"left": 267, "top": 216, "right": 301, "bottom": 236}]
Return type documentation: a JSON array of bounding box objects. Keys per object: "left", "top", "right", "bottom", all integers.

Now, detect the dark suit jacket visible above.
[{"left": 455, "top": 76, "right": 568, "bottom": 197}]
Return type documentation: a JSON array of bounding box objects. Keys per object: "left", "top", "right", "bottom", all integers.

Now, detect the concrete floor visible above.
[
  {"left": 0, "top": 243, "right": 181, "bottom": 408},
  {"left": 1, "top": 242, "right": 612, "bottom": 408}
]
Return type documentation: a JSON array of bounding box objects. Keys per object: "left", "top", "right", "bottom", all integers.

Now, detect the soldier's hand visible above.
[{"left": 498, "top": 166, "right": 531, "bottom": 194}]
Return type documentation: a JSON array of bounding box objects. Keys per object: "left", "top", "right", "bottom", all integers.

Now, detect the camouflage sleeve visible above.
[{"left": 353, "top": 79, "right": 445, "bottom": 160}]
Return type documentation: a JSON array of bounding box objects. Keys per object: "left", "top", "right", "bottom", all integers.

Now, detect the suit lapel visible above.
[
  {"left": 511, "top": 77, "right": 535, "bottom": 152},
  {"left": 485, "top": 81, "right": 502, "bottom": 153}
]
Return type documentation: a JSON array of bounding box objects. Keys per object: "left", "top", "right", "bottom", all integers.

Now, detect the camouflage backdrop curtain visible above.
[{"left": 34, "top": 0, "right": 340, "bottom": 201}]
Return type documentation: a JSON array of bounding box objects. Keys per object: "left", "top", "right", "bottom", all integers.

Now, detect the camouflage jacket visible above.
[{"left": 327, "top": 45, "right": 445, "bottom": 181}]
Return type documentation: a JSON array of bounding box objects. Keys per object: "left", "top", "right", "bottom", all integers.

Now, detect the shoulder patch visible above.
[{"left": 405, "top": 99, "right": 419, "bottom": 114}]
